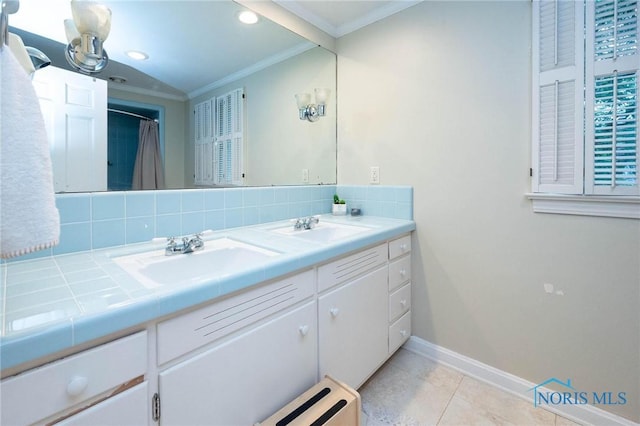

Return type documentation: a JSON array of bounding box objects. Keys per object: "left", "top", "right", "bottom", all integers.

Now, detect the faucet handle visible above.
[{"left": 305, "top": 215, "right": 319, "bottom": 229}]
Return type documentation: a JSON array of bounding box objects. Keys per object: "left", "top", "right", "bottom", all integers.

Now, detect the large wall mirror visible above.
[{"left": 9, "top": 0, "right": 337, "bottom": 192}]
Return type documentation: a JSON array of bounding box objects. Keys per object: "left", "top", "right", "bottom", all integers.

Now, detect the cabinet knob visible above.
[
  {"left": 329, "top": 308, "right": 340, "bottom": 317},
  {"left": 399, "top": 269, "right": 407, "bottom": 277},
  {"left": 66, "top": 376, "right": 89, "bottom": 397},
  {"left": 298, "top": 325, "right": 309, "bottom": 336},
  {"left": 400, "top": 243, "right": 408, "bottom": 251},
  {"left": 400, "top": 299, "right": 407, "bottom": 307},
  {"left": 400, "top": 330, "right": 409, "bottom": 338}
]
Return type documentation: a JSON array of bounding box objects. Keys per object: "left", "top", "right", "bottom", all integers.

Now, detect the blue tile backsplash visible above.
[{"left": 6, "top": 185, "right": 412, "bottom": 260}]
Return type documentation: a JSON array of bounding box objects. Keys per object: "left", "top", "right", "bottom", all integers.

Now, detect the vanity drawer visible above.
[
  {"left": 157, "top": 269, "right": 314, "bottom": 365},
  {"left": 56, "top": 382, "right": 149, "bottom": 426},
  {"left": 389, "top": 255, "right": 411, "bottom": 291},
  {"left": 389, "top": 311, "right": 411, "bottom": 354},
  {"left": 389, "top": 234, "right": 411, "bottom": 260},
  {"left": 0, "top": 331, "right": 147, "bottom": 426},
  {"left": 317, "top": 244, "right": 387, "bottom": 293},
  {"left": 389, "top": 282, "right": 411, "bottom": 323}
]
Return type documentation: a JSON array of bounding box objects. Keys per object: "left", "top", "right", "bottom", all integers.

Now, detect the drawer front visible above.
[
  {"left": 389, "top": 255, "right": 411, "bottom": 291},
  {"left": 317, "top": 244, "right": 387, "bottom": 293},
  {"left": 389, "top": 234, "right": 411, "bottom": 259},
  {"left": 157, "top": 269, "right": 314, "bottom": 365},
  {"left": 389, "top": 311, "right": 411, "bottom": 354},
  {"left": 0, "top": 331, "right": 147, "bottom": 426},
  {"left": 389, "top": 282, "right": 411, "bottom": 323},
  {"left": 57, "top": 382, "right": 149, "bottom": 426}
]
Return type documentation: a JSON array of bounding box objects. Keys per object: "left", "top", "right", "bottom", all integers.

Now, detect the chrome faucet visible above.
[
  {"left": 165, "top": 232, "right": 205, "bottom": 256},
  {"left": 294, "top": 216, "right": 320, "bottom": 230}
]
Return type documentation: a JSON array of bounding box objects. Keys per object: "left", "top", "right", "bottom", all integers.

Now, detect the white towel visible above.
[
  {"left": 7, "top": 33, "right": 35, "bottom": 76},
  {"left": 1, "top": 47, "right": 60, "bottom": 259}
]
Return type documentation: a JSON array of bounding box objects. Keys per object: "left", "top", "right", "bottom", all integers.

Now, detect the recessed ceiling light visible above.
[
  {"left": 126, "top": 50, "right": 149, "bottom": 61},
  {"left": 238, "top": 10, "right": 259, "bottom": 25}
]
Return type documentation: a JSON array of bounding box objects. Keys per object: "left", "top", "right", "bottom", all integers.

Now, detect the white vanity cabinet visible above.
[
  {"left": 156, "top": 271, "right": 317, "bottom": 426},
  {"left": 318, "top": 266, "right": 389, "bottom": 389},
  {"left": 317, "top": 244, "right": 390, "bottom": 389},
  {"left": 0, "top": 230, "right": 413, "bottom": 426},
  {"left": 0, "top": 331, "right": 148, "bottom": 426},
  {"left": 388, "top": 235, "right": 412, "bottom": 353}
]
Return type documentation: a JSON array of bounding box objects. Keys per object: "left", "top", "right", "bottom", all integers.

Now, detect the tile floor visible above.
[{"left": 359, "top": 348, "right": 582, "bottom": 426}]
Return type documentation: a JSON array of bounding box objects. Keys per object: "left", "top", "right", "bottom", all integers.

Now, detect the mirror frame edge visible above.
[{"left": 234, "top": 0, "right": 337, "bottom": 53}]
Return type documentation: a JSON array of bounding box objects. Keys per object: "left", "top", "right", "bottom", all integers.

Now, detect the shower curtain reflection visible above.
[{"left": 132, "top": 120, "right": 165, "bottom": 190}]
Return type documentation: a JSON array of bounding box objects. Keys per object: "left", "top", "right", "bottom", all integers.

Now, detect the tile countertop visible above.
[{"left": 0, "top": 214, "right": 415, "bottom": 372}]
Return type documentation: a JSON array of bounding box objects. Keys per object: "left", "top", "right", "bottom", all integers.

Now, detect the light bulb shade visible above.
[
  {"left": 295, "top": 93, "right": 311, "bottom": 109},
  {"left": 314, "top": 88, "right": 330, "bottom": 105},
  {"left": 71, "top": 0, "right": 112, "bottom": 41},
  {"left": 64, "top": 19, "right": 80, "bottom": 43},
  {"left": 65, "top": 1, "right": 111, "bottom": 74},
  {"left": 7, "top": 33, "right": 36, "bottom": 76}
]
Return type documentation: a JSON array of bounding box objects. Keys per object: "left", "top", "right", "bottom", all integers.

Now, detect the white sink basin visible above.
[
  {"left": 112, "top": 238, "right": 279, "bottom": 289},
  {"left": 271, "top": 221, "right": 371, "bottom": 243}
]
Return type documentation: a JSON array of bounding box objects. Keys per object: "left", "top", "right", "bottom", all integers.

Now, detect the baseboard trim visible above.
[{"left": 403, "top": 336, "right": 638, "bottom": 426}]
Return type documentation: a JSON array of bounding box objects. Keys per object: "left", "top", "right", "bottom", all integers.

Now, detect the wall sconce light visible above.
[
  {"left": 295, "top": 88, "right": 331, "bottom": 122},
  {"left": 64, "top": 0, "right": 112, "bottom": 74}
]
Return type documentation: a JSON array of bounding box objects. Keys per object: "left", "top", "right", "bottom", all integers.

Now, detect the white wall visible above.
[
  {"left": 188, "top": 47, "right": 337, "bottom": 187},
  {"left": 337, "top": 1, "right": 640, "bottom": 422}
]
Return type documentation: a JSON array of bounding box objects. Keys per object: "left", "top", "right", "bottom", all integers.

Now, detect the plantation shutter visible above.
[
  {"left": 214, "top": 88, "right": 244, "bottom": 185},
  {"left": 194, "top": 99, "right": 215, "bottom": 185},
  {"left": 532, "top": 0, "right": 585, "bottom": 194},
  {"left": 214, "top": 95, "right": 225, "bottom": 184},
  {"left": 585, "top": 0, "right": 639, "bottom": 195},
  {"left": 230, "top": 88, "right": 244, "bottom": 185}
]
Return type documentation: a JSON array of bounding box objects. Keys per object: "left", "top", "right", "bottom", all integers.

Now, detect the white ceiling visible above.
[
  {"left": 9, "top": 1, "right": 420, "bottom": 99},
  {"left": 275, "top": 0, "right": 421, "bottom": 38}
]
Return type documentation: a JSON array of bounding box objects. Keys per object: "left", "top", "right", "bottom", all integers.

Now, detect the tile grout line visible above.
[{"left": 435, "top": 371, "right": 465, "bottom": 425}]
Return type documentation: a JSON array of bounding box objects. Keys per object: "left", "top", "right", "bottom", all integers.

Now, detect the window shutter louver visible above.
[
  {"left": 586, "top": 0, "right": 639, "bottom": 195},
  {"left": 213, "top": 88, "right": 244, "bottom": 185},
  {"left": 533, "top": 0, "right": 585, "bottom": 194},
  {"left": 194, "top": 99, "right": 215, "bottom": 185},
  {"left": 194, "top": 103, "right": 202, "bottom": 144},
  {"left": 539, "top": 0, "right": 576, "bottom": 71},
  {"left": 538, "top": 80, "right": 578, "bottom": 186},
  {"left": 214, "top": 96, "right": 226, "bottom": 184},
  {"left": 230, "top": 89, "right": 244, "bottom": 185}
]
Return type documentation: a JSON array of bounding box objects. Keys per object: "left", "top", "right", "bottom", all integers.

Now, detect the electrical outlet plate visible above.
[
  {"left": 302, "top": 169, "right": 309, "bottom": 183},
  {"left": 370, "top": 166, "right": 380, "bottom": 184}
]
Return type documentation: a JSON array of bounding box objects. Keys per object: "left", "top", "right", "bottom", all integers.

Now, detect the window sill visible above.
[{"left": 526, "top": 193, "right": 640, "bottom": 219}]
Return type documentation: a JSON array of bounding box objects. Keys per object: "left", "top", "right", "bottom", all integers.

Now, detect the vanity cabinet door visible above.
[
  {"left": 158, "top": 301, "right": 317, "bottom": 426},
  {"left": 318, "top": 265, "right": 388, "bottom": 390}
]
